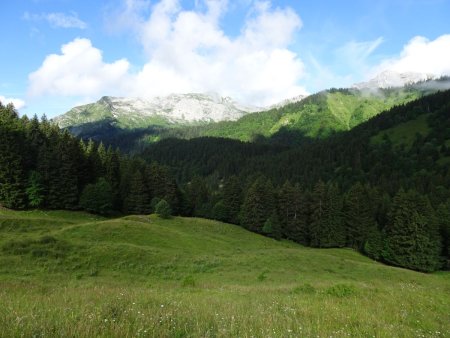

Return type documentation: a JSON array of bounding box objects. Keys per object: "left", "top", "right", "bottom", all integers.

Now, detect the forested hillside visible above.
[
  {"left": 1, "top": 89, "right": 449, "bottom": 272},
  {"left": 142, "top": 89, "right": 450, "bottom": 271},
  {"left": 0, "top": 103, "right": 181, "bottom": 214}
]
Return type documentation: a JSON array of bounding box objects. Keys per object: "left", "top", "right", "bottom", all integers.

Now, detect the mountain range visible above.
[
  {"left": 54, "top": 93, "right": 266, "bottom": 130},
  {"left": 53, "top": 72, "right": 450, "bottom": 149}
]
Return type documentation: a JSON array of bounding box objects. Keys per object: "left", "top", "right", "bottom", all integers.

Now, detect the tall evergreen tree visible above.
[
  {"left": 309, "top": 181, "right": 345, "bottom": 248},
  {"left": 343, "top": 182, "right": 377, "bottom": 249},
  {"left": 436, "top": 201, "right": 450, "bottom": 269},
  {"left": 105, "top": 146, "right": 121, "bottom": 209},
  {"left": 125, "top": 170, "right": 150, "bottom": 214},
  {"left": 47, "top": 132, "right": 79, "bottom": 209},
  {"left": 240, "top": 176, "right": 275, "bottom": 233},
  {"left": 278, "top": 181, "right": 308, "bottom": 244},
  {"left": 185, "top": 176, "right": 210, "bottom": 217},
  {"left": 383, "top": 189, "right": 442, "bottom": 272},
  {"left": 0, "top": 103, "right": 26, "bottom": 208},
  {"left": 26, "top": 171, "right": 45, "bottom": 208},
  {"left": 222, "top": 176, "right": 242, "bottom": 224}
]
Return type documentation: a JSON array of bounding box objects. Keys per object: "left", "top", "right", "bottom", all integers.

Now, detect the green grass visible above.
[
  {"left": 196, "top": 89, "right": 423, "bottom": 141},
  {"left": 371, "top": 114, "right": 431, "bottom": 148},
  {"left": 0, "top": 210, "right": 449, "bottom": 337}
]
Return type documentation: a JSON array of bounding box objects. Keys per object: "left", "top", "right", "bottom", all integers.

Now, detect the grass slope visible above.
[
  {"left": 0, "top": 210, "right": 449, "bottom": 337},
  {"left": 371, "top": 114, "right": 432, "bottom": 148},
  {"left": 178, "top": 88, "right": 423, "bottom": 141}
]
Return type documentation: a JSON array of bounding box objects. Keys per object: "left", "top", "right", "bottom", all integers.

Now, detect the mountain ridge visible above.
[
  {"left": 54, "top": 93, "right": 265, "bottom": 129},
  {"left": 353, "top": 70, "right": 436, "bottom": 89},
  {"left": 53, "top": 76, "right": 450, "bottom": 150}
]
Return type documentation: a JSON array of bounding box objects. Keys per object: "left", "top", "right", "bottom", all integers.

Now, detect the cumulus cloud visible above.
[
  {"left": 0, "top": 96, "right": 26, "bottom": 110},
  {"left": 130, "top": 0, "right": 306, "bottom": 105},
  {"left": 373, "top": 34, "right": 450, "bottom": 77},
  {"left": 29, "top": 0, "right": 307, "bottom": 106},
  {"left": 28, "top": 38, "right": 130, "bottom": 97},
  {"left": 24, "top": 11, "right": 87, "bottom": 29}
]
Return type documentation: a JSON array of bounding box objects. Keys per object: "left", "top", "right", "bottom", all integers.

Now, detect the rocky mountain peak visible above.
[{"left": 353, "top": 70, "right": 436, "bottom": 89}]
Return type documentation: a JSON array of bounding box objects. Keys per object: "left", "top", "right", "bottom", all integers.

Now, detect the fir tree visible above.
[
  {"left": 185, "top": 176, "right": 210, "bottom": 217},
  {"left": 383, "top": 189, "right": 442, "bottom": 272},
  {"left": 26, "top": 171, "right": 45, "bottom": 208},
  {"left": 240, "top": 177, "right": 275, "bottom": 233},
  {"left": 309, "top": 181, "right": 345, "bottom": 248},
  {"left": 278, "top": 181, "right": 308, "bottom": 244},
  {"left": 436, "top": 201, "right": 450, "bottom": 269},
  {"left": 0, "top": 103, "right": 26, "bottom": 208},
  {"left": 212, "top": 201, "right": 228, "bottom": 222},
  {"left": 222, "top": 176, "right": 242, "bottom": 224},
  {"left": 344, "top": 182, "right": 377, "bottom": 249},
  {"left": 125, "top": 170, "right": 150, "bottom": 214}
]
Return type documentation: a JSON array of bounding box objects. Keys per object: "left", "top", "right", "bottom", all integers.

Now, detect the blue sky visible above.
[{"left": 1, "top": 0, "right": 450, "bottom": 118}]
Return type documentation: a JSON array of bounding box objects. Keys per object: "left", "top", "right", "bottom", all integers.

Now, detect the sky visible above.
[{"left": 1, "top": 0, "right": 450, "bottom": 118}]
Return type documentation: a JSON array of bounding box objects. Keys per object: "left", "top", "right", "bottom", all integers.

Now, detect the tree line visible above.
[{"left": 0, "top": 102, "right": 181, "bottom": 215}]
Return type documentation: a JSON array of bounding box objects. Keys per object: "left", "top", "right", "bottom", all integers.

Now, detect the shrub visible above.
[{"left": 155, "top": 199, "right": 172, "bottom": 219}]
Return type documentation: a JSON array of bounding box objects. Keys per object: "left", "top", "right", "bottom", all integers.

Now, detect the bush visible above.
[
  {"left": 155, "top": 199, "right": 172, "bottom": 219},
  {"left": 150, "top": 197, "right": 161, "bottom": 213},
  {"left": 79, "top": 178, "right": 113, "bottom": 215}
]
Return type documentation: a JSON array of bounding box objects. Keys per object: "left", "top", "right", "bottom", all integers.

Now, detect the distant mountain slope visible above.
[
  {"left": 54, "top": 78, "right": 450, "bottom": 150},
  {"left": 144, "top": 89, "right": 450, "bottom": 176},
  {"left": 165, "top": 86, "right": 425, "bottom": 142},
  {"left": 54, "top": 93, "right": 262, "bottom": 130},
  {"left": 353, "top": 70, "right": 435, "bottom": 89}
]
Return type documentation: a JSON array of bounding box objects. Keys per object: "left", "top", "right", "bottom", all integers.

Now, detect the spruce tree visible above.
[
  {"left": 309, "top": 181, "right": 345, "bottom": 248},
  {"left": 383, "top": 189, "right": 442, "bottom": 272},
  {"left": 278, "top": 181, "right": 308, "bottom": 244},
  {"left": 240, "top": 177, "right": 275, "bottom": 233},
  {"left": 125, "top": 170, "right": 150, "bottom": 214},
  {"left": 212, "top": 201, "right": 228, "bottom": 222},
  {"left": 0, "top": 103, "right": 26, "bottom": 208},
  {"left": 185, "top": 176, "right": 210, "bottom": 217},
  {"left": 105, "top": 147, "right": 121, "bottom": 209},
  {"left": 436, "top": 201, "right": 450, "bottom": 269},
  {"left": 26, "top": 171, "right": 45, "bottom": 208},
  {"left": 344, "top": 182, "right": 377, "bottom": 249},
  {"left": 222, "top": 176, "right": 242, "bottom": 224}
]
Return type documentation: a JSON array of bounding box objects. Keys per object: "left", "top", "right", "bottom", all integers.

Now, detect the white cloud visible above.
[
  {"left": 28, "top": 38, "right": 130, "bottom": 97},
  {"left": 374, "top": 34, "right": 450, "bottom": 77},
  {"left": 24, "top": 11, "right": 87, "bottom": 29},
  {"left": 0, "top": 96, "right": 26, "bottom": 110},
  {"left": 130, "top": 0, "right": 307, "bottom": 105},
  {"left": 29, "top": 0, "right": 307, "bottom": 106}
]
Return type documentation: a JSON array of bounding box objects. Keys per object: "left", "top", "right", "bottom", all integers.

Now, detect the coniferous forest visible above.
[{"left": 1, "top": 89, "right": 449, "bottom": 273}]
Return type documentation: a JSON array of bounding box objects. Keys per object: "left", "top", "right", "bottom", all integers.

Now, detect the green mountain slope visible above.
[
  {"left": 184, "top": 87, "right": 423, "bottom": 141},
  {"left": 0, "top": 210, "right": 449, "bottom": 336},
  {"left": 55, "top": 79, "right": 450, "bottom": 151}
]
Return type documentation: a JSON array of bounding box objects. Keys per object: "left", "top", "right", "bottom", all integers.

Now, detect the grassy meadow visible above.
[{"left": 0, "top": 209, "right": 449, "bottom": 337}]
